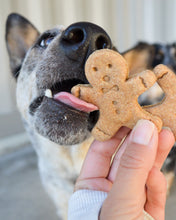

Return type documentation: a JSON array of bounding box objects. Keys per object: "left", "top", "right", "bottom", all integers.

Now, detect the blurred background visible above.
[{"left": 1, "top": 0, "right": 176, "bottom": 219}]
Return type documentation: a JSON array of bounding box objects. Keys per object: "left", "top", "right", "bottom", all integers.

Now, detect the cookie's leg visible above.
[
  {"left": 135, "top": 109, "right": 162, "bottom": 132},
  {"left": 92, "top": 126, "right": 111, "bottom": 141},
  {"left": 92, "top": 117, "right": 121, "bottom": 141}
]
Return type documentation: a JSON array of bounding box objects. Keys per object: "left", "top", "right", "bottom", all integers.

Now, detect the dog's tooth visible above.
[
  {"left": 45, "top": 89, "right": 52, "bottom": 98},
  {"left": 64, "top": 115, "right": 67, "bottom": 120}
]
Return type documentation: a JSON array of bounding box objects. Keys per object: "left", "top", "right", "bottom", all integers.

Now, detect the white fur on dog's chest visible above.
[
  {"left": 36, "top": 134, "right": 93, "bottom": 174},
  {"left": 33, "top": 134, "right": 93, "bottom": 218}
]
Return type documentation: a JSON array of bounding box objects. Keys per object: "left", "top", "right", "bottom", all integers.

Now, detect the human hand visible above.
[{"left": 74, "top": 120, "right": 175, "bottom": 220}]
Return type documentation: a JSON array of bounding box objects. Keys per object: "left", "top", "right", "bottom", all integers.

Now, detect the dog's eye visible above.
[{"left": 40, "top": 36, "right": 55, "bottom": 48}]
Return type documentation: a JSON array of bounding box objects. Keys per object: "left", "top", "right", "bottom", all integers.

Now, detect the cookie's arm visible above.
[
  {"left": 128, "top": 70, "right": 157, "bottom": 94},
  {"left": 71, "top": 84, "right": 97, "bottom": 105}
]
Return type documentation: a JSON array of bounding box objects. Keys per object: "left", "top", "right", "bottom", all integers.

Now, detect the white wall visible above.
[{"left": 1, "top": 0, "right": 176, "bottom": 115}]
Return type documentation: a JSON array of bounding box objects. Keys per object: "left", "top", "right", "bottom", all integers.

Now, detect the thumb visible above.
[
  {"left": 101, "top": 120, "right": 158, "bottom": 219},
  {"left": 115, "top": 119, "right": 158, "bottom": 197}
]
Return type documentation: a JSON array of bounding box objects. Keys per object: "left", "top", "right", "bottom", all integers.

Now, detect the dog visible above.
[
  {"left": 5, "top": 13, "right": 114, "bottom": 219},
  {"left": 123, "top": 42, "right": 176, "bottom": 106},
  {"left": 123, "top": 41, "right": 176, "bottom": 75},
  {"left": 5, "top": 13, "right": 176, "bottom": 219}
]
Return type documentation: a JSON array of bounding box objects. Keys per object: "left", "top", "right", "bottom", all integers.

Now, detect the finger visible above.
[
  {"left": 108, "top": 134, "right": 129, "bottom": 182},
  {"left": 108, "top": 119, "right": 160, "bottom": 183},
  {"left": 109, "top": 120, "right": 158, "bottom": 202},
  {"left": 145, "top": 167, "right": 167, "bottom": 220},
  {"left": 78, "top": 126, "right": 130, "bottom": 180},
  {"left": 154, "top": 128, "right": 175, "bottom": 169},
  {"left": 75, "top": 127, "right": 130, "bottom": 191}
]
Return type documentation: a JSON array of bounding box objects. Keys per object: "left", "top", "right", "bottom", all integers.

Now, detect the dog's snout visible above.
[{"left": 60, "top": 22, "right": 112, "bottom": 60}]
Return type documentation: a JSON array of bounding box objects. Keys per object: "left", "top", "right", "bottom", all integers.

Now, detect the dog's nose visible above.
[{"left": 60, "top": 22, "right": 112, "bottom": 60}]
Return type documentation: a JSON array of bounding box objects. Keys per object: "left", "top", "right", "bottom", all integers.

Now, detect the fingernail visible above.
[
  {"left": 162, "top": 126, "right": 172, "bottom": 132},
  {"left": 131, "top": 120, "right": 155, "bottom": 145}
]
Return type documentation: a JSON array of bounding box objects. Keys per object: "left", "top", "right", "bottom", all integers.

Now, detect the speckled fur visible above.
[{"left": 6, "top": 14, "right": 98, "bottom": 219}]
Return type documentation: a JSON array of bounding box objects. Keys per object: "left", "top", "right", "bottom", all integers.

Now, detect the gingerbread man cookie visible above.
[
  {"left": 146, "top": 64, "right": 176, "bottom": 139},
  {"left": 72, "top": 49, "right": 162, "bottom": 141}
]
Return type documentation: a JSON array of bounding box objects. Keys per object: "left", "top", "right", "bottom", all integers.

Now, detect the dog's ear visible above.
[{"left": 5, "top": 13, "right": 40, "bottom": 78}]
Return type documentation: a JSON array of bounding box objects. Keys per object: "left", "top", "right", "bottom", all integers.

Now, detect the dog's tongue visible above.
[{"left": 54, "top": 92, "right": 98, "bottom": 113}]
